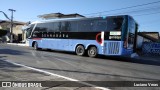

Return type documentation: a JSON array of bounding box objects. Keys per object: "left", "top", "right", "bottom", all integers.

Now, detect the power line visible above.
[
  {"left": 84, "top": 0, "right": 160, "bottom": 16},
  {"left": 95, "top": 5, "right": 160, "bottom": 16},
  {"left": 108, "top": 6, "right": 160, "bottom": 17},
  {"left": 0, "top": 11, "right": 10, "bottom": 20},
  {"left": 134, "top": 11, "right": 160, "bottom": 17}
]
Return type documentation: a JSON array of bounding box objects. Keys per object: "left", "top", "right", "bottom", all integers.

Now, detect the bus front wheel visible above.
[
  {"left": 87, "top": 46, "right": 97, "bottom": 58},
  {"left": 76, "top": 45, "right": 85, "bottom": 56},
  {"left": 33, "top": 42, "right": 39, "bottom": 50}
]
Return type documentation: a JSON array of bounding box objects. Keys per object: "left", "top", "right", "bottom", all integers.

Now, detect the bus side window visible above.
[
  {"left": 94, "top": 20, "right": 107, "bottom": 32},
  {"left": 77, "top": 20, "right": 94, "bottom": 32},
  {"left": 70, "top": 21, "right": 78, "bottom": 32},
  {"left": 128, "top": 17, "right": 136, "bottom": 46},
  {"left": 53, "top": 22, "right": 60, "bottom": 32},
  {"left": 60, "top": 22, "right": 71, "bottom": 32},
  {"left": 34, "top": 23, "right": 47, "bottom": 32},
  {"left": 46, "top": 22, "right": 54, "bottom": 32}
]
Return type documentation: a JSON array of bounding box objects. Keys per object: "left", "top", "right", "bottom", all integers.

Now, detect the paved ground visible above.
[
  {"left": 0, "top": 43, "right": 160, "bottom": 90},
  {"left": 0, "top": 59, "right": 101, "bottom": 90}
]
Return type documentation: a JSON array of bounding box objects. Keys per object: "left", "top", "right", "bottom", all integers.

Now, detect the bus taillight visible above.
[{"left": 123, "top": 38, "right": 128, "bottom": 48}]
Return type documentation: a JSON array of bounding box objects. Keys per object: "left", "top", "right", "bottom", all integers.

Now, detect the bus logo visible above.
[{"left": 96, "top": 32, "right": 104, "bottom": 46}]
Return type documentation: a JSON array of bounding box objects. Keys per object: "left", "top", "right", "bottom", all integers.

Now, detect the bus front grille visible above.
[{"left": 107, "top": 41, "right": 121, "bottom": 55}]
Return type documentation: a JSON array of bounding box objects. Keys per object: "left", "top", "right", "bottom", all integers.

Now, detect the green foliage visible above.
[{"left": 0, "top": 29, "right": 8, "bottom": 37}]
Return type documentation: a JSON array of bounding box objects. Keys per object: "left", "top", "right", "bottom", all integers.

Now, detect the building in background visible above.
[
  {"left": 137, "top": 32, "right": 160, "bottom": 49},
  {"left": 38, "top": 13, "right": 85, "bottom": 20},
  {"left": 0, "top": 20, "right": 26, "bottom": 43}
]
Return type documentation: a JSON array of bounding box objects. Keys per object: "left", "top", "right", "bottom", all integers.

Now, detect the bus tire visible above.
[
  {"left": 76, "top": 45, "right": 85, "bottom": 56},
  {"left": 87, "top": 46, "right": 97, "bottom": 58},
  {"left": 33, "top": 42, "right": 39, "bottom": 50}
]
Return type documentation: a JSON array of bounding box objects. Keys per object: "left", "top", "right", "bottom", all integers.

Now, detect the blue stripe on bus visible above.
[{"left": 29, "top": 38, "right": 132, "bottom": 56}]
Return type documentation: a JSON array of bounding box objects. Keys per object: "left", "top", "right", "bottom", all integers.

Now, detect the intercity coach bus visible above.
[{"left": 26, "top": 15, "right": 138, "bottom": 57}]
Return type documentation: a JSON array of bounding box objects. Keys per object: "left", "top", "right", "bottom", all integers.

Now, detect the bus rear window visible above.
[{"left": 107, "top": 17, "right": 124, "bottom": 31}]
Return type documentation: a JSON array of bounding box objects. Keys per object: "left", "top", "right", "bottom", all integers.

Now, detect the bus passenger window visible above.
[
  {"left": 94, "top": 21, "right": 107, "bottom": 31},
  {"left": 60, "top": 22, "right": 70, "bottom": 32},
  {"left": 45, "top": 22, "right": 54, "bottom": 32},
  {"left": 70, "top": 21, "right": 78, "bottom": 32},
  {"left": 77, "top": 20, "right": 94, "bottom": 32},
  {"left": 35, "top": 23, "right": 47, "bottom": 32},
  {"left": 53, "top": 22, "right": 60, "bottom": 32}
]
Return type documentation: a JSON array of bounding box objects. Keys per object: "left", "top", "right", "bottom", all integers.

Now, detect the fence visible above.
[{"left": 142, "top": 42, "right": 160, "bottom": 55}]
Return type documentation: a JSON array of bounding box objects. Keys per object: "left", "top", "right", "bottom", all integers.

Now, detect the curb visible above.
[{"left": 7, "top": 43, "right": 29, "bottom": 47}]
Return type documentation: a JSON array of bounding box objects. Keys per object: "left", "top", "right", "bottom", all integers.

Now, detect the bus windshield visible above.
[{"left": 26, "top": 24, "right": 34, "bottom": 38}]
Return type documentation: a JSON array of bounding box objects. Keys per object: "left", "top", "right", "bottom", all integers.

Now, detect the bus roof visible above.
[{"left": 31, "top": 15, "right": 131, "bottom": 24}]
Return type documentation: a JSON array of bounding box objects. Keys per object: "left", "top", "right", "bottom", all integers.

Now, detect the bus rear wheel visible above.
[
  {"left": 87, "top": 46, "right": 97, "bottom": 58},
  {"left": 76, "top": 45, "right": 85, "bottom": 56}
]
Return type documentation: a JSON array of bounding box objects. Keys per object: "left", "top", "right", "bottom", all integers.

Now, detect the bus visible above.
[{"left": 26, "top": 15, "right": 138, "bottom": 57}]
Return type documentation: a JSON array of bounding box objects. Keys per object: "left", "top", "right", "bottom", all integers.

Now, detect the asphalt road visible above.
[{"left": 0, "top": 44, "right": 160, "bottom": 90}]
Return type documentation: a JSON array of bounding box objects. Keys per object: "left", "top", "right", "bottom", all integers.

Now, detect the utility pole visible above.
[{"left": 8, "top": 9, "right": 16, "bottom": 43}]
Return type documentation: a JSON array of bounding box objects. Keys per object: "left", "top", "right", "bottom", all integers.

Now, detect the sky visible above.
[{"left": 0, "top": 0, "right": 160, "bottom": 33}]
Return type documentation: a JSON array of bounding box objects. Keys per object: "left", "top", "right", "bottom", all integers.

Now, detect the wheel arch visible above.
[
  {"left": 87, "top": 44, "right": 98, "bottom": 51},
  {"left": 75, "top": 44, "right": 86, "bottom": 51},
  {"left": 32, "top": 41, "right": 36, "bottom": 47}
]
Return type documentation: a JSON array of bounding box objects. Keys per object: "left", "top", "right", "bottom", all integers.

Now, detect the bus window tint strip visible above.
[{"left": 32, "top": 16, "right": 124, "bottom": 33}]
